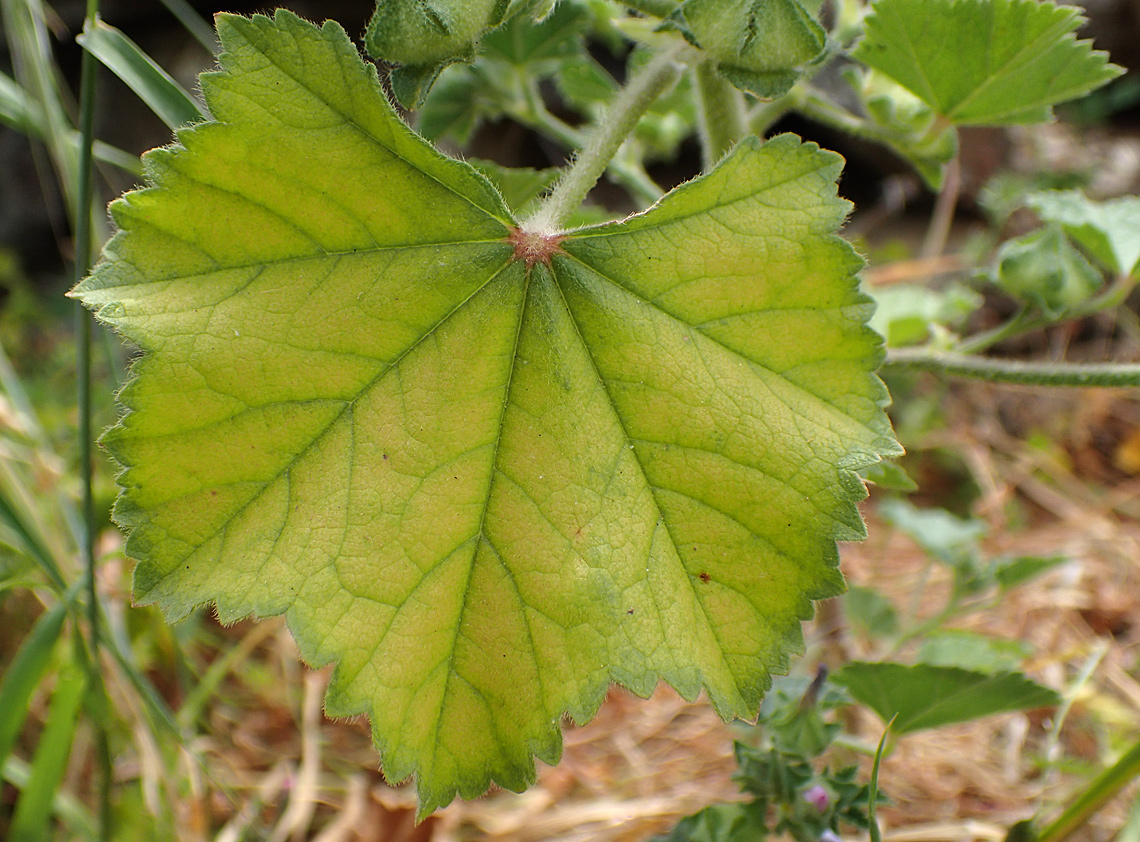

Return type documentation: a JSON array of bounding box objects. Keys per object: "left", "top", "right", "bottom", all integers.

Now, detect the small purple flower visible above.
[
  {"left": 819, "top": 830, "right": 842, "bottom": 842},
  {"left": 803, "top": 784, "right": 831, "bottom": 813}
]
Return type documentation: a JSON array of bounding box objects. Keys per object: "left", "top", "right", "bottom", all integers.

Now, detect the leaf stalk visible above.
[
  {"left": 693, "top": 59, "right": 748, "bottom": 169},
  {"left": 524, "top": 42, "right": 685, "bottom": 233}
]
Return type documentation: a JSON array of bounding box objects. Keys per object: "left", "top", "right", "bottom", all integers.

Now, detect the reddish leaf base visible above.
[{"left": 507, "top": 228, "right": 565, "bottom": 269}]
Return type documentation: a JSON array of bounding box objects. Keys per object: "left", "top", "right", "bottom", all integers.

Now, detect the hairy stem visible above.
[
  {"left": 515, "top": 76, "right": 663, "bottom": 208},
  {"left": 694, "top": 60, "right": 748, "bottom": 169},
  {"left": 885, "top": 348, "right": 1140, "bottom": 387},
  {"left": 525, "top": 43, "right": 684, "bottom": 233}
]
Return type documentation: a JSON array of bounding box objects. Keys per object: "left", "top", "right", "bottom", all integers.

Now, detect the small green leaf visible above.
[
  {"left": 77, "top": 20, "right": 206, "bottom": 129},
  {"left": 878, "top": 499, "right": 985, "bottom": 566},
  {"left": 917, "top": 630, "right": 1033, "bottom": 673},
  {"left": 994, "top": 554, "right": 1067, "bottom": 590},
  {"left": 857, "top": 460, "right": 917, "bottom": 493},
  {"left": 993, "top": 225, "right": 1104, "bottom": 317},
  {"left": 853, "top": 0, "right": 1124, "bottom": 125},
  {"left": 834, "top": 662, "right": 1060, "bottom": 734},
  {"left": 867, "top": 282, "right": 982, "bottom": 347},
  {"left": 654, "top": 802, "right": 765, "bottom": 842},
  {"left": 844, "top": 585, "right": 899, "bottom": 639},
  {"left": 73, "top": 10, "right": 898, "bottom": 814},
  {"left": 1027, "top": 190, "right": 1140, "bottom": 278}
]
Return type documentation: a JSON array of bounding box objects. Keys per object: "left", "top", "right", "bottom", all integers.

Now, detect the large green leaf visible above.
[
  {"left": 852, "top": 0, "right": 1123, "bottom": 125},
  {"left": 72, "top": 10, "right": 898, "bottom": 813}
]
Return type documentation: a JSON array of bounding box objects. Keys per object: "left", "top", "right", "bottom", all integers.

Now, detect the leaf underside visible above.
[
  {"left": 73, "top": 10, "right": 899, "bottom": 814},
  {"left": 853, "top": 0, "right": 1123, "bottom": 125}
]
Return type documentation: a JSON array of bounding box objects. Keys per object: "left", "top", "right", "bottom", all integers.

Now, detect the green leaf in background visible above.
[
  {"left": 844, "top": 585, "right": 899, "bottom": 640},
  {"left": 878, "top": 498, "right": 985, "bottom": 566},
  {"left": 834, "top": 662, "right": 1060, "bottom": 734},
  {"left": 993, "top": 554, "right": 1067, "bottom": 590},
  {"left": 1026, "top": 190, "right": 1140, "bottom": 278},
  {"left": 867, "top": 281, "right": 982, "bottom": 347},
  {"left": 993, "top": 225, "right": 1104, "bottom": 318},
  {"left": 671, "top": 0, "right": 826, "bottom": 98},
  {"left": 852, "top": 0, "right": 1123, "bottom": 125},
  {"left": 844, "top": 67, "right": 958, "bottom": 188},
  {"left": 72, "top": 10, "right": 898, "bottom": 814},
  {"left": 917, "top": 630, "right": 1033, "bottom": 673}
]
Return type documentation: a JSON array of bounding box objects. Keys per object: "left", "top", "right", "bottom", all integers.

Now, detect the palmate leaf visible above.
[
  {"left": 853, "top": 0, "right": 1123, "bottom": 126},
  {"left": 72, "top": 10, "right": 899, "bottom": 813}
]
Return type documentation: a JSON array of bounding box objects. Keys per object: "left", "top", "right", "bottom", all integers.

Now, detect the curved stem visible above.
[
  {"left": 884, "top": 348, "right": 1140, "bottom": 387},
  {"left": 524, "top": 43, "right": 684, "bottom": 233},
  {"left": 693, "top": 60, "right": 748, "bottom": 169},
  {"left": 956, "top": 273, "right": 1138, "bottom": 355}
]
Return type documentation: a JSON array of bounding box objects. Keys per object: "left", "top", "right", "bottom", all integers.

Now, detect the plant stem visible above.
[
  {"left": 514, "top": 76, "right": 663, "bottom": 207},
  {"left": 956, "top": 273, "right": 1138, "bottom": 355},
  {"left": 693, "top": 59, "right": 748, "bottom": 169},
  {"left": 76, "top": 2, "right": 113, "bottom": 839},
  {"left": 921, "top": 154, "right": 960, "bottom": 259},
  {"left": 884, "top": 348, "right": 1140, "bottom": 387},
  {"left": 1036, "top": 737, "right": 1140, "bottom": 842},
  {"left": 524, "top": 43, "right": 684, "bottom": 233}
]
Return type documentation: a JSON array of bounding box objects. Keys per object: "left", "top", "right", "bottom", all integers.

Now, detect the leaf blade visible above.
[
  {"left": 834, "top": 662, "right": 1060, "bottom": 733},
  {"left": 853, "top": 0, "right": 1123, "bottom": 125},
  {"left": 73, "top": 11, "right": 900, "bottom": 813}
]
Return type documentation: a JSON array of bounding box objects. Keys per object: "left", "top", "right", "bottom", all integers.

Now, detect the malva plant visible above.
[{"left": 67, "top": 0, "right": 1123, "bottom": 821}]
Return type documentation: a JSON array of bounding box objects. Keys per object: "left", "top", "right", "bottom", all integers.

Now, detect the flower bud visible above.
[
  {"left": 365, "top": 0, "right": 508, "bottom": 69},
  {"left": 674, "top": 0, "right": 826, "bottom": 97},
  {"left": 804, "top": 783, "right": 831, "bottom": 813}
]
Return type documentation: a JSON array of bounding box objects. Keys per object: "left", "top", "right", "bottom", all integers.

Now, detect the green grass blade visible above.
[
  {"left": 2, "top": 756, "right": 98, "bottom": 841},
  {"left": 2, "top": 0, "right": 80, "bottom": 211},
  {"left": 7, "top": 663, "right": 88, "bottom": 842},
  {"left": 868, "top": 715, "right": 894, "bottom": 842},
  {"left": 155, "top": 0, "right": 217, "bottom": 53},
  {"left": 77, "top": 20, "right": 206, "bottom": 129},
  {"left": 0, "top": 601, "right": 67, "bottom": 769},
  {"left": 0, "top": 69, "right": 45, "bottom": 133},
  {"left": 1, "top": 71, "right": 139, "bottom": 174},
  {"left": 0, "top": 486, "right": 68, "bottom": 590},
  {"left": 1036, "top": 738, "right": 1140, "bottom": 842}
]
